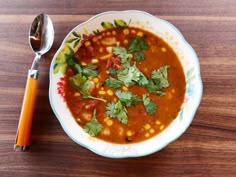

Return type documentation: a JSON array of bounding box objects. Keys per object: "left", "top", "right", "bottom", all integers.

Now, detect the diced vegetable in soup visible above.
[{"left": 64, "top": 27, "right": 186, "bottom": 143}]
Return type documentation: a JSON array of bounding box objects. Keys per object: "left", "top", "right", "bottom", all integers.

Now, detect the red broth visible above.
[{"left": 63, "top": 27, "right": 185, "bottom": 144}]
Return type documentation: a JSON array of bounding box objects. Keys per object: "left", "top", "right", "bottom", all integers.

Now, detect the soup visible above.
[{"left": 63, "top": 27, "right": 185, "bottom": 144}]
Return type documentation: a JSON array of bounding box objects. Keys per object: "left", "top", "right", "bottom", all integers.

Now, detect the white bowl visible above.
[{"left": 49, "top": 10, "right": 203, "bottom": 158}]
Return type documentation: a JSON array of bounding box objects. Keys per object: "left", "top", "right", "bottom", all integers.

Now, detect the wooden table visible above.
[{"left": 0, "top": 0, "right": 235, "bottom": 176}]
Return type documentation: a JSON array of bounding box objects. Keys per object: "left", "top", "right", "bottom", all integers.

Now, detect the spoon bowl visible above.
[{"left": 30, "top": 14, "right": 54, "bottom": 70}]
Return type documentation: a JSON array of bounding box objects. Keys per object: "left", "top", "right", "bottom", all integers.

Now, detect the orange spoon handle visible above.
[{"left": 14, "top": 70, "right": 38, "bottom": 151}]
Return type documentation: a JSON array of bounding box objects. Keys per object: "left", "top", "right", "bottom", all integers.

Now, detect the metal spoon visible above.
[{"left": 14, "top": 14, "right": 54, "bottom": 151}]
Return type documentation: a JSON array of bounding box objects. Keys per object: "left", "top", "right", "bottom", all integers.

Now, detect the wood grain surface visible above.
[{"left": 0, "top": 0, "right": 235, "bottom": 177}]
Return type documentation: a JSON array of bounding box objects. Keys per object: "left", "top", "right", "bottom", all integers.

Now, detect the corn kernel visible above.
[
  {"left": 107, "top": 89, "right": 113, "bottom": 96},
  {"left": 99, "top": 47, "right": 104, "bottom": 53},
  {"left": 161, "top": 47, "right": 167, "bottom": 52},
  {"left": 145, "top": 133, "right": 150, "bottom": 137},
  {"left": 98, "top": 90, "right": 106, "bottom": 95},
  {"left": 91, "top": 59, "right": 98, "bottom": 64},
  {"left": 171, "top": 89, "right": 176, "bottom": 93},
  {"left": 160, "top": 125, "right": 165, "bottom": 130},
  {"left": 107, "top": 119, "right": 113, "bottom": 126},
  {"left": 116, "top": 41, "right": 120, "bottom": 46},
  {"left": 150, "top": 128, "right": 155, "bottom": 134},
  {"left": 77, "top": 118, "right": 81, "bottom": 123},
  {"left": 96, "top": 83, "right": 100, "bottom": 88},
  {"left": 123, "top": 39, "right": 128, "bottom": 44},
  {"left": 137, "top": 31, "right": 143, "bottom": 37},
  {"left": 81, "top": 62, "right": 87, "bottom": 66},
  {"left": 106, "top": 47, "right": 112, "bottom": 53},
  {"left": 93, "top": 77, "right": 99, "bottom": 83},
  {"left": 102, "top": 127, "right": 110, "bottom": 135},
  {"left": 144, "top": 124, "right": 151, "bottom": 130},
  {"left": 74, "top": 92, "right": 81, "bottom": 97},
  {"left": 155, "top": 120, "right": 161, "bottom": 125},
  {"left": 166, "top": 92, "right": 173, "bottom": 99},
  {"left": 92, "top": 37, "right": 98, "bottom": 42},
  {"left": 122, "top": 86, "right": 128, "bottom": 91},
  {"left": 104, "top": 116, "right": 109, "bottom": 122},
  {"left": 123, "top": 29, "right": 130, "bottom": 35},
  {"left": 112, "top": 31, "right": 117, "bottom": 35},
  {"left": 131, "top": 30, "right": 136, "bottom": 34},
  {"left": 127, "top": 130, "right": 133, "bottom": 136},
  {"left": 85, "top": 41, "right": 91, "bottom": 47}
]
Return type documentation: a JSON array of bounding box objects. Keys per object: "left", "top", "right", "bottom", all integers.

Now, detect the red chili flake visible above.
[
  {"left": 106, "top": 58, "right": 112, "bottom": 69},
  {"left": 76, "top": 44, "right": 94, "bottom": 58},
  {"left": 106, "top": 56, "right": 122, "bottom": 69},
  {"left": 89, "top": 100, "right": 99, "bottom": 107},
  {"left": 134, "top": 130, "right": 143, "bottom": 137}
]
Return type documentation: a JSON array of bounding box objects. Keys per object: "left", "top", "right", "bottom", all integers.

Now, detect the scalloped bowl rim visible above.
[{"left": 49, "top": 10, "right": 203, "bottom": 158}]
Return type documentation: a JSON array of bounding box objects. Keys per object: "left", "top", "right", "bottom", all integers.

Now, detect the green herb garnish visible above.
[
  {"left": 112, "top": 46, "right": 131, "bottom": 67},
  {"left": 115, "top": 90, "right": 142, "bottom": 107},
  {"left": 82, "top": 63, "right": 98, "bottom": 78},
  {"left": 67, "top": 57, "right": 98, "bottom": 78},
  {"left": 117, "top": 65, "right": 140, "bottom": 87},
  {"left": 70, "top": 74, "right": 106, "bottom": 102},
  {"left": 108, "top": 67, "right": 118, "bottom": 75},
  {"left": 117, "top": 63, "right": 148, "bottom": 87},
  {"left": 144, "top": 65, "right": 170, "bottom": 96},
  {"left": 142, "top": 94, "right": 157, "bottom": 114},
  {"left": 106, "top": 101, "right": 128, "bottom": 124},
  {"left": 105, "top": 77, "right": 122, "bottom": 88},
  {"left": 134, "top": 51, "right": 145, "bottom": 61},
  {"left": 145, "top": 79, "right": 162, "bottom": 93},
  {"left": 128, "top": 36, "right": 149, "bottom": 53},
  {"left": 151, "top": 65, "right": 170, "bottom": 88},
  {"left": 84, "top": 109, "right": 103, "bottom": 136}
]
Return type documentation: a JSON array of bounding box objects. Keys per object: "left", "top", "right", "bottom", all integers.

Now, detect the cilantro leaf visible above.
[
  {"left": 82, "top": 63, "right": 98, "bottom": 78},
  {"left": 144, "top": 65, "right": 171, "bottom": 96},
  {"left": 115, "top": 90, "right": 142, "bottom": 107},
  {"left": 106, "top": 101, "right": 128, "bottom": 124},
  {"left": 134, "top": 51, "right": 145, "bottom": 61},
  {"left": 106, "top": 102, "right": 116, "bottom": 117},
  {"left": 73, "top": 63, "right": 83, "bottom": 73},
  {"left": 156, "top": 91, "right": 166, "bottom": 96},
  {"left": 108, "top": 67, "right": 118, "bottom": 75},
  {"left": 112, "top": 46, "right": 130, "bottom": 67},
  {"left": 137, "top": 71, "right": 149, "bottom": 86},
  {"left": 105, "top": 77, "right": 122, "bottom": 88},
  {"left": 117, "top": 63, "right": 148, "bottom": 87},
  {"left": 117, "top": 66, "right": 140, "bottom": 87},
  {"left": 128, "top": 36, "right": 149, "bottom": 52},
  {"left": 142, "top": 94, "right": 157, "bottom": 114},
  {"left": 70, "top": 74, "right": 106, "bottom": 102},
  {"left": 66, "top": 56, "right": 98, "bottom": 78},
  {"left": 84, "top": 109, "right": 103, "bottom": 136},
  {"left": 70, "top": 73, "right": 87, "bottom": 91},
  {"left": 151, "top": 65, "right": 170, "bottom": 88},
  {"left": 145, "top": 79, "right": 162, "bottom": 93}
]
